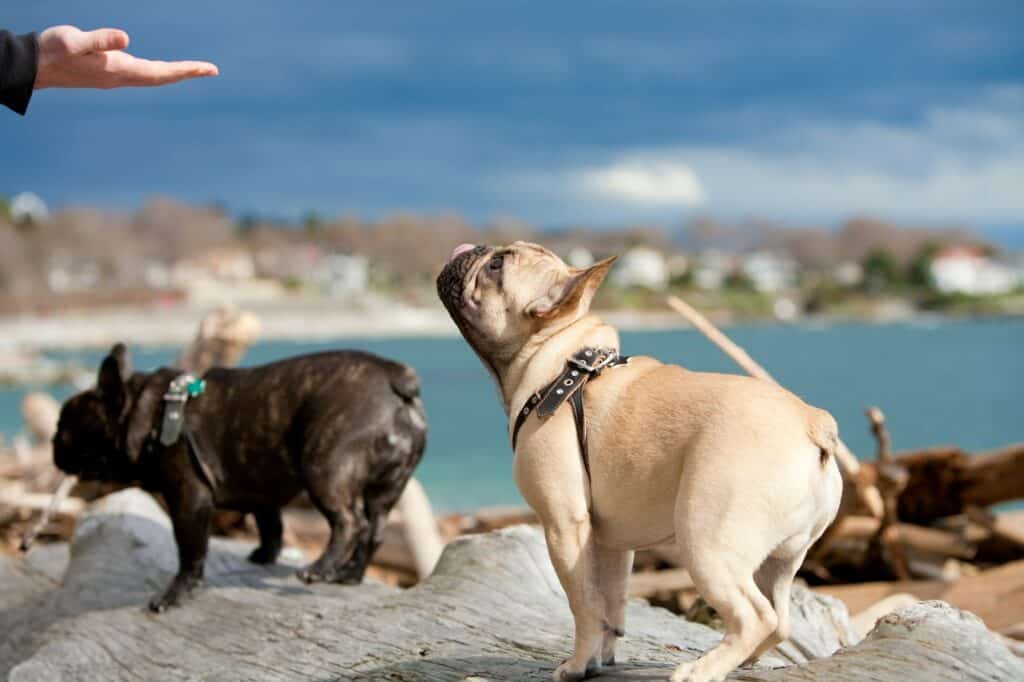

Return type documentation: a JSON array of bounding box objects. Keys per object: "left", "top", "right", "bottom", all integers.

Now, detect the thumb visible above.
[{"left": 75, "top": 28, "right": 130, "bottom": 55}]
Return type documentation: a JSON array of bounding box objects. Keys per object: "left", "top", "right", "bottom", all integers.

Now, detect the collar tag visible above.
[{"left": 159, "top": 374, "right": 195, "bottom": 446}]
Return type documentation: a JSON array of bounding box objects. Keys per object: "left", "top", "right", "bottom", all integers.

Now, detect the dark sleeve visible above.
[{"left": 0, "top": 31, "right": 38, "bottom": 116}]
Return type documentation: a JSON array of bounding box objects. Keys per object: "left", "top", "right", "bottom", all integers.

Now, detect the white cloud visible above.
[
  {"left": 574, "top": 159, "right": 706, "bottom": 207},
  {"left": 546, "top": 86, "right": 1024, "bottom": 225}
]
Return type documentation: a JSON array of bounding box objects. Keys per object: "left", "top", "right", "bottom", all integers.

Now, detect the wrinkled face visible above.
[
  {"left": 52, "top": 342, "right": 140, "bottom": 482},
  {"left": 436, "top": 241, "right": 615, "bottom": 365},
  {"left": 53, "top": 391, "right": 133, "bottom": 481}
]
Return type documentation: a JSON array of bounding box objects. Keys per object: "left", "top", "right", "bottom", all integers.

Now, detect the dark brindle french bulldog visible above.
[{"left": 53, "top": 344, "right": 427, "bottom": 612}]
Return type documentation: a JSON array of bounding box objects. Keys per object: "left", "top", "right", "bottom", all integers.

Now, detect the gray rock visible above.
[{"left": 2, "top": 488, "right": 1021, "bottom": 681}]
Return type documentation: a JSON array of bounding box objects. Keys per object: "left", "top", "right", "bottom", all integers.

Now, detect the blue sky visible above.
[{"left": 2, "top": 2, "right": 1022, "bottom": 238}]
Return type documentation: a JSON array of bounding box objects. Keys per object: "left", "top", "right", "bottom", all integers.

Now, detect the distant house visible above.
[
  {"left": 666, "top": 253, "right": 690, "bottom": 281},
  {"left": 566, "top": 247, "right": 594, "bottom": 269},
  {"left": 741, "top": 251, "right": 796, "bottom": 293},
  {"left": 693, "top": 251, "right": 733, "bottom": 290},
  {"left": 833, "top": 261, "right": 864, "bottom": 287},
  {"left": 46, "top": 258, "right": 100, "bottom": 293},
  {"left": 930, "top": 246, "right": 1020, "bottom": 296},
  {"left": 312, "top": 253, "right": 369, "bottom": 297},
  {"left": 173, "top": 247, "right": 256, "bottom": 283},
  {"left": 610, "top": 247, "right": 668, "bottom": 290},
  {"left": 9, "top": 192, "right": 49, "bottom": 224},
  {"left": 170, "top": 247, "right": 282, "bottom": 302}
]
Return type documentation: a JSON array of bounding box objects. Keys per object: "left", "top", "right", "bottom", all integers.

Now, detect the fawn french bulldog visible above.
[{"left": 437, "top": 242, "right": 841, "bottom": 682}]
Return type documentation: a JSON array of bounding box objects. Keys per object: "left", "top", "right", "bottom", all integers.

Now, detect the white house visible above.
[
  {"left": 833, "top": 261, "right": 864, "bottom": 287},
  {"left": 565, "top": 247, "right": 594, "bottom": 269},
  {"left": 10, "top": 192, "right": 49, "bottom": 223},
  {"left": 312, "top": 253, "right": 369, "bottom": 297},
  {"left": 693, "top": 251, "right": 733, "bottom": 290},
  {"left": 930, "top": 246, "right": 1020, "bottom": 296},
  {"left": 610, "top": 247, "right": 669, "bottom": 290},
  {"left": 741, "top": 251, "right": 797, "bottom": 293}
]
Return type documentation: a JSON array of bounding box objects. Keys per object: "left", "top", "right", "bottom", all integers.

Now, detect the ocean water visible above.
[{"left": 2, "top": 317, "right": 1021, "bottom": 512}]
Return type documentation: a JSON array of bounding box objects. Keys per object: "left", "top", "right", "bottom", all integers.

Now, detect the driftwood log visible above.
[
  {"left": 866, "top": 444, "right": 1024, "bottom": 523},
  {"left": 2, "top": 490, "right": 1022, "bottom": 681}
]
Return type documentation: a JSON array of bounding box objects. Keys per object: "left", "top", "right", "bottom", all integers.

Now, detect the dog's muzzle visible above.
[{"left": 436, "top": 244, "right": 489, "bottom": 315}]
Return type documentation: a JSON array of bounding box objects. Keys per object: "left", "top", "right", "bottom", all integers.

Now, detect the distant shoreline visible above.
[
  {"left": 0, "top": 300, "right": 702, "bottom": 352},
  {"left": 0, "top": 297, "right": 1012, "bottom": 352}
]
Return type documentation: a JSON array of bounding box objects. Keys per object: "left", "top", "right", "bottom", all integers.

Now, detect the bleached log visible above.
[
  {"left": 3, "top": 489, "right": 1021, "bottom": 681},
  {"left": 393, "top": 477, "right": 444, "bottom": 578},
  {"left": 174, "top": 305, "right": 262, "bottom": 374}
]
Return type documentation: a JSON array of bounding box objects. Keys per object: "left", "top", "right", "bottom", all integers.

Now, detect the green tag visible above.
[{"left": 186, "top": 379, "right": 206, "bottom": 397}]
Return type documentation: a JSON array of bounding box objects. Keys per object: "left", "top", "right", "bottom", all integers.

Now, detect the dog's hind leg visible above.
[
  {"left": 743, "top": 548, "right": 807, "bottom": 665},
  {"left": 594, "top": 545, "right": 633, "bottom": 666},
  {"left": 297, "top": 445, "right": 369, "bottom": 583},
  {"left": 298, "top": 490, "right": 367, "bottom": 583},
  {"left": 669, "top": 497, "right": 780, "bottom": 682},
  {"left": 248, "top": 508, "right": 284, "bottom": 565},
  {"left": 670, "top": 560, "right": 777, "bottom": 682}
]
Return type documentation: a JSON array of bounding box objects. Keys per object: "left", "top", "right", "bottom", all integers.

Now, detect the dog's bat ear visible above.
[
  {"left": 529, "top": 255, "right": 617, "bottom": 319},
  {"left": 97, "top": 343, "right": 131, "bottom": 412}
]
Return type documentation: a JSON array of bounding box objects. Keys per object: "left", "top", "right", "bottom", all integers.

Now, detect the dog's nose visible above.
[{"left": 448, "top": 243, "right": 477, "bottom": 262}]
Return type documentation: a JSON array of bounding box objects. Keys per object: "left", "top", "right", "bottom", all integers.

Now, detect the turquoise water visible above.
[{"left": 3, "top": 317, "right": 1021, "bottom": 512}]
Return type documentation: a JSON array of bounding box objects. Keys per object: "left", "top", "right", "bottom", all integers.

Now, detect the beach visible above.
[{"left": 0, "top": 298, "right": 701, "bottom": 351}]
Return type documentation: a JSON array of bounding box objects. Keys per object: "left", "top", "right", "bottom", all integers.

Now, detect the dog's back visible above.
[{"left": 184, "top": 351, "right": 426, "bottom": 510}]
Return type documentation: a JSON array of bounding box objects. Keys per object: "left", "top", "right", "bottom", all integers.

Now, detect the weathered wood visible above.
[
  {"left": 628, "top": 568, "right": 695, "bottom": 600},
  {"left": 961, "top": 444, "right": 1024, "bottom": 508},
  {"left": 881, "top": 444, "right": 1024, "bottom": 523},
  {"left": 737, "top": 601, "right": 1024, "bottom": 681},
  {"left": 393, "top": 477, "right": 444, "bottom": 578},
  {"left": 173, "top": 305, "right": 261, "bottom": 374},
  {"left": 3, "top": 489, "right": 1021, "bottom": 681},
  {"left": 817, "top": 560, "right": 1024, "bottom": 632},
  {"left": 850, "top": 593, "right": 920, "bottom": 639}
]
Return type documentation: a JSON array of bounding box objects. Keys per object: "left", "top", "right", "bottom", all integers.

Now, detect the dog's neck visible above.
[{"left": 497, "top": 313, "right": 620, "bottom": 420}]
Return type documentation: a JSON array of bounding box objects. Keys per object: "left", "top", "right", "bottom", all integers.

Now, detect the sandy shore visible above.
[{"left": 0, "top": 298, "right": 693, "bottom": 351}]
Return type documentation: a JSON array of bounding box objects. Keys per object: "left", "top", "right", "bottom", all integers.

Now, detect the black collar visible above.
[
  {"left": 142, "top": 374, "right": 216, "bottom": 489},
  {"left": 511, "top": 347, "right": 628, "bottom": 476}
]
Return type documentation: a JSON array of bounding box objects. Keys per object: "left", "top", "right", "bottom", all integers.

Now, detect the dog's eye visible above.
[{"left": 488, "top": 255, "right": 504, "bottom": 271}]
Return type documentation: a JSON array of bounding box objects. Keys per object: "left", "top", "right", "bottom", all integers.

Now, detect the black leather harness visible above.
[{"left": 511, "top": 347, "right": 628, "bottom": 477}]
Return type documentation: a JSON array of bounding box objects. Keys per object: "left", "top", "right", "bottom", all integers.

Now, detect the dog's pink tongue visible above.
[{"left": 449, "top": 243, "right": 476, "bottom": 262}]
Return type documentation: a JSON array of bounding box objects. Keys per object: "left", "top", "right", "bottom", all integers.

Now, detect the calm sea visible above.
[{"left": 2, "top": 317, "right": 1021, "bottom": 512}]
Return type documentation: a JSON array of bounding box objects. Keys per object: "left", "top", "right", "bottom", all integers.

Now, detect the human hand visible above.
[{"left": 34, "top": 25, "right": 218, "bottom": 90}]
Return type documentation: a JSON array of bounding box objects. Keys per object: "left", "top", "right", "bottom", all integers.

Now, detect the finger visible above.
[
  {"left": 74, "top": 28, "right": 130, "bottom": 55},
  {"left": 109, "top": 55, "right": 220, "bottom": 86}
]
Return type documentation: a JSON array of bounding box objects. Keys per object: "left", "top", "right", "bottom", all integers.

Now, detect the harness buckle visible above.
[{"left": 568, "top": 347, "right": 618, "bottom": 374}]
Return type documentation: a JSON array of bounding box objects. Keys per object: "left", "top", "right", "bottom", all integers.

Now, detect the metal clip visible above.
[{"left": 569, "top": 347, "right": 618, "bottom": 374}]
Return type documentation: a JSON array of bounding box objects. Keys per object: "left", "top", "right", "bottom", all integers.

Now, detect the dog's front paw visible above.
[
  {"left": 552, "top": 657, "right": 599, "bottom": 682},
  {"left": 248, "top": 544, "right": 280, "bottom": 565},
  {"left": 601, "top": 627, "right": 622, "bottom": 666},
  {"left": 669, "top": 659, "right": 724, "bottom": 682},
  {"left": 148, "top": 575, "right": 202, "bottom": 613},
  {"left": 297, "top": 559, "right": 365, "bottom": 584}
]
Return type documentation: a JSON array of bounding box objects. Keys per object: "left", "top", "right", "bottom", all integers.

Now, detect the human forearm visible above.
[{"left": 0, "top": 30, "right": 38, "bottom": 115}]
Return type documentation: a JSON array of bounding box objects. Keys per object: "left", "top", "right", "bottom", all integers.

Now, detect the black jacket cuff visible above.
[{"left": 0, "top": 31, "right": 38, "bottom": 116}]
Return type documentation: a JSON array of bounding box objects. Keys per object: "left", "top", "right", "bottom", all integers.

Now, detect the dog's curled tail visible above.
[
  {"left": 808, "top": 408, "right": 839, "bottom": 466},
  {"left": 388, "top": 363, "right": 421, "bottom": 402}
]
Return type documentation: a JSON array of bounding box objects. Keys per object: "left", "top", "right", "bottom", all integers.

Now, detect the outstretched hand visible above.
[{"left": 34, "top": 25, "right": 218, "bottom": 90}]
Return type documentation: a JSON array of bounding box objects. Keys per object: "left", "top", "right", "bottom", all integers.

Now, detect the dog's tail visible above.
[
  {"left": 808, "top": 408, "right": 839, "bottom": 467},
  {"left": 388, "top": 363, "right": 421, "bottom": 402}
]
